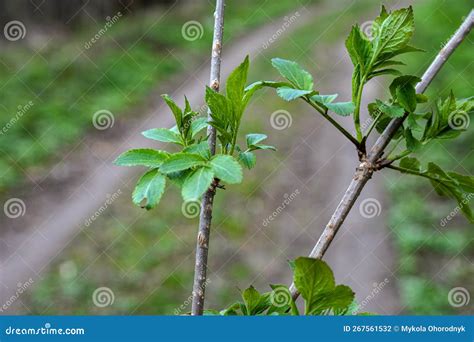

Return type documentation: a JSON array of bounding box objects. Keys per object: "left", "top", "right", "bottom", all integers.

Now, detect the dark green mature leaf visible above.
[
  {"left": 271, "top": 58, "right": 314, "bottom": 90},
  {"left": 182, "top": 166, "right": 214, "bottom": 201},
  {"left": 345, "top": 25, "right": 371, "bottom": 72},
  {"left": 206, "top": 86, "right": 230, "bottom": 121},
  {"left": 160, "top": 153, "right": 207, "bottom": 174},
  {"left": 447, "top": 172, "right": 474, "bottom": 193},
  {"left": 241, "top": 286, "right": 270, "bottom": 315},
  {"left": 276, "top": 87, "right": 312, "bottom": 101},
  {"left": 132, "top": 169, "right": 166, "bottom": 210},
  {"left": 210, "top": 155, "right": 242, "bottom": 184},
  {"left": 239, "top": 151, "right": 256, "bottom": 169},
  {"left": 404, "top": 128, "right": 421, "bottom": 152},
  {"left": 294, "top": 257, "right": 335, "bottom": 314},
  {"left": 307, "top": 285, "right": 354, "bottom": 315},
  {"left": 162, "top": 94, "right": 183, "bottom": 127},
  {"left": 114, "top": 149, "right": 168, "bottom": 168},
  {"left": 326, "top": 102, "right": 355, "bottom": 116},
  {"left": 389, "top": 75, "right": 420, "bottom": 112},
  {"left": 142, "top": 128, "right": 182, "bottom": 144}
]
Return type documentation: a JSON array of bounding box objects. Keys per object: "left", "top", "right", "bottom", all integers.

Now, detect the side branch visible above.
[
  {"left": 290, "top": 10, "right": 474, "bottom": 299},
  {"left": 191, "top": 0, "right": 225, "bottom": 316}
]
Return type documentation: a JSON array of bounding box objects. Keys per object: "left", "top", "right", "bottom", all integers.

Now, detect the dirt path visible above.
[{"left": 1, "top": 3, "right": 399, "bottom": 314}]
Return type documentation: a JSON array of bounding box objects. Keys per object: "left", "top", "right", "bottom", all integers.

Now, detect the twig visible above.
[
  {"left": 191, "top": 0, "right": 225, "bottom": 315},
  {"left": 290, "top": 10, "right": 474, "bottom": 300}
]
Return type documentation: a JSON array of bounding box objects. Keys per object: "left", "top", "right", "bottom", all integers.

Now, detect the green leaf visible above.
[
  {"left": 205, "top": 86, "right": 230, "bottom": 121},
  {"left": 389, "top": 75, "right": 420, "bottom": 112},
  {"left": 181, "top": 166, "right": 214, "bottom": 201},
  {"left": 375, "top": 100, "right": 405, "bottom": 118},
  {"left": 132, "top": 169, "right": 166, "bottom": 210},
  {"left": 271, "top": 58, "right": 313, "bottom": 90},
  {"left": 238, "top": 151, "right": 256, "bottom": 169},
  {"left": 241, "top": 286, "right": 269, "bottom": 315},
  {"left": 345, "top": 25, "right": 371, "bottom": 72},
  {"left": 243, "top": 81, "right": 291, "bottom": 108},
  {"left": 294, "top": 257, "right": 335, "bottom": 314},
  {"left": 399, "top": 157, "right": 420, "bottom": 172},
  {"left": 251, "top": 144, "right": 276, "bottom": 151},
  {"left": 246, "top": 133, "right": 267, "bottom": 146},
  {"left": 307, "top": 285, "right": 355, "bottom": 315},
  {"left": 326, "top": 102, "right": 355, "bottom": 116},
  {"left": 311, "top": 94, "right": 338, "bottom": 105},
  {"left": 160, "top": 153, "right": 207, "bottom": 174},
  {"left": 447, "top": 172, "right": 474, "bottom": 193},
  {"left": 183, "top": 141, "right": 211, "bottom": 160},
  {"left": 276, "top": 87, "right": 312, "bottom": 101},
  {"left": 404, "top": 128, "right": 421, "bottom": 152},
  {"left": 267, "top": 284, "right": 299, "bottom": 316},
  {"left": 191, "top": 117, "right": 208, "bottom": 137},
  {"left": 227, "top": 56, "right": 249, "bottom": 119},
  {"left": 161, "top": 94, "right": 183, "bottom": 127},
  {"left": 142, "top": 128, "right": 182, "bottom": 144},
  {"left": 114, "top": 149, "right": 168, "bottom": 168},
  {"left": 210, "top": 155, "right": 243, "bottom": 184}
]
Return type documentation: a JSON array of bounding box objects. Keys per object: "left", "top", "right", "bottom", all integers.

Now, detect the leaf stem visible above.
[{"left": 353, "top": 79, "right": 365, "bottom": 142}]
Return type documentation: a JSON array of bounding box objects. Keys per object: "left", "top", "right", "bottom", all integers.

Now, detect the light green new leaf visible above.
[
  {"left": 276, "top": 87, "right": 312, "bottom": 101},
  {"left": 307, "top": 285, "right": 355, "bottom": 315},
  {"left": 160, "top": 153, "right": 207, "bottom": 174},
  {"left": 191, "top": 117, "right": 208, "bottom": 137},
  {"left": 161, "top": 94, "right": 183, "bottom": 127},
  {"left": 182, "top": 166, "right": 214, "bottom": 201},
  {"left": 345, "top": 25, "right": 371, "bottom": 72},
  {"left": 142, "top": 128, "right": 182, "bottom": 144},
  {"left": 239, "top": 151, "right": 256, "bottom": 169},
  {"left": 312, "top": 94, "right": 338, "bottom": 105},
  {"left": 183, "top": 141, "right": 211, "bottom": 160},
  {"left": 447, "top": 172, "right": 474, "bottom": 193},
  {"left": 243, "top": 81, "right": 291, "bottom": 108},
  {"left": 271, "top": 58, "right": 314, "bottom": 90},
  {"left": 375, "top": 100, "right": 405, "bottom": 118},
  {"left": 399, "top": 157, "right": 420, "bottom": 172},
  {"left": 251, "top": 144, "right": 276, "bottom": 151},
  {"left": 326, "top": 101, "right": 355, "bottom": 116},
  {"left": 210, "top": 155, "right": 243, "bottom": 184},
  {"left": 241, "top": 286, "right": 269, "bottom": 315},
  {"left": 114, "top": 149, "right": 168, "bottom": 168},
  {"left": 227, "top": 56, "right": 249, "bottom": 118},
  {"left": 404, "top": 128, "right": 421, "bottom": 152},
  {"left": 246, "top": 133, "right": 267, "bottom": 146},
  {"left": 205, "top": 86, "right": 230, "bottom": 120},
  {"left": 132, "top": 169, "right": 166, "bottom": 210}
]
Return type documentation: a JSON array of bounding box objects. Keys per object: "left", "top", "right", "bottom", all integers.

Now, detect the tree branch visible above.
[
  {"left": 191, "top": 0, "right": 225, "bottom": 315},
  {"left": 290, "top": 10, "right": 474, "bottom": 300}
]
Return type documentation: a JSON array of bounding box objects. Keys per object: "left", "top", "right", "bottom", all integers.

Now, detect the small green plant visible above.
[
  {"left": 207, "top": 258, "right": 358, "bottom": 316},
  {"left": 114, "top": 56, "right": 275, "bottom": 209}
]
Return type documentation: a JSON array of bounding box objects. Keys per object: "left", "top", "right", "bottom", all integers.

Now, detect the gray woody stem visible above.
[
  {"left": 290, "top": 10, "right": 474, "bottom": 299},
  {"left": 191, "top": 0, "right": 225, "bottom": 315}
]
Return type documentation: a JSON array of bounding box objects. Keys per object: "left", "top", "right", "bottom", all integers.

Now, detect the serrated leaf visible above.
[
  {"left": 183, "top": 141, "right": 211, "bottom": 160},
  {"left": 276, "top": 87, "right": 312, "bottom": 101},
  {"left": 182, "top": 166, "right": 214, "bottom": 201},
  {"left": 345, "top": 25, "right": 371, "bottom": 72},
  {"left": 162, "top": 94, "right": 183, "bottom": 127},
  {"left": 376, "top": 100, "right": 405, "bottom": 118},
  {"left": 160, "top": 153, "right": 207, "bottom": 174},
  {"left": 307, "top": 285, "right": 355, "bottom": 315},
  {"left": 114, "top": 149, "right": 168, "bottom": 168},
  {"left": 142, "top": 128, "right": 182, "bottom": 144},
  {"left": 227, "top": 56, "right": 249, "bottom": 120},
  {"left": 246, "top": 133, "right": 267, "bottom": 146},
  {"left": 238, "top": 151, "right": 256, "bottom": 169},
  {"left": 191, "top": 117, "right": 208, "bottom": 137},
  {"left": 311, "top": 94, "right": 338, "bottom": 105},
  {"left": 132, "top": 169, "right": 166, "bottom": 210},
  {"left": 205, "top": 86, "right": 230, "bottom": 121},
  {"left": 389, "top": 75, "right": 420, "bottom": 112},
  {"left": 243, "top": 81, "right": 291, "bottom": 108},
  {"left": 404, "top": 128, "right": 420, "bottom": 152},
  {"left": 271, "top": 58, "right": 313, "bottom": 90},
  {"left": 399, "top": 157, "right": 420, "bottom": 172},
  {"left": 326, "top": 101, "right": 355, "bottom": 116},
  {"left": 241, "top": 286, "right": 269, "bottom": 315},
  {"left": 210, "top": 155, "right": 243, "bottom": 184}
]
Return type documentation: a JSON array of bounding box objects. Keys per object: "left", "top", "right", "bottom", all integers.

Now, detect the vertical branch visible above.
[
  {"left": 290, "top": 10, "right": 474, "bottom": 299},
  {"left": 191, "top": 0, "right": 225, "bottom": 316}
]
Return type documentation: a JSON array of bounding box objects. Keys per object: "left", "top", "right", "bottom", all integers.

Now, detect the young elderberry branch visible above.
[
  {"left": 191, "top": 0, "right": 225, "bottom": 316},
  {"left": 289, "top": 10, "right": 474, "bottom": 300}
]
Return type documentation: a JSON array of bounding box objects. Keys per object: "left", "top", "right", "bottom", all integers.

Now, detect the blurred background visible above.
[{"left": 0, "top": 0, "right": 472, "bottom": 315}]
